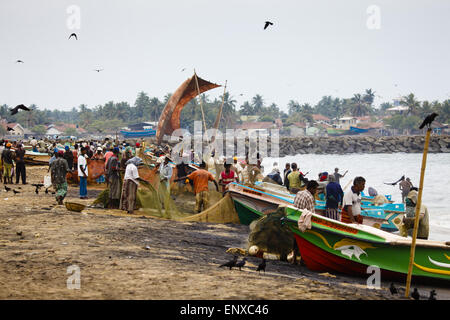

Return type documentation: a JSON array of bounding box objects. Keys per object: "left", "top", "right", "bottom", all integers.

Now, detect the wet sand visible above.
[{"left": 0, "top": 166, "right": 448, "bottom": 300}]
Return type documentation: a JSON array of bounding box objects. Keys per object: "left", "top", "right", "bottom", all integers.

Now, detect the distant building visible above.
[
  {"left": 336, "top": 116, "right": 357, "bottom": 129},
  {"left": 239, "top": 115, "right": 259, "bottom": 122},
  {"left": 234, "top": 121, "right": 276, "bottom": 132}
]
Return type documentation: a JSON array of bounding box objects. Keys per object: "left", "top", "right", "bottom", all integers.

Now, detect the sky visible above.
[{"left": 1, "top": 0, "right": 449, "bottom": 113}]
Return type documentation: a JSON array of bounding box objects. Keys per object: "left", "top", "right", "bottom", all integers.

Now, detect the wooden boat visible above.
[
  {"left": 283, "top": 206, "right": 450, "bottom": 284},
  {"left": 227, "top": 182, "right": 403, "bottom": 231},
  {"left": 23, "top": 150, "right": 51, "bottom": 165},
  {"left": 326, "top": 128, "right": 351, "bottom": 136}
]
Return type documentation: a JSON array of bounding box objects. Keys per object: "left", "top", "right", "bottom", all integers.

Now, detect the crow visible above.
[
  {"left": 45, "top": 188, "right": 49, "bottom": 194},
  {"left": 16, "top": 60, "right": 24, "bottom": 63},
  {"left": 429, "top": 289, "right": 437, "bottom": 300},
  {"left": 35, "top": 187, "right": 39, "bottom": 195},
  {"left": 7, "top": 127, "right": 14, "bottom": 131},
  {"left": 68, "top": 33, "right": 78, "bottom": 40},
  {"left": 264, "top": 21, "right": 274, "bottom": 30},
  {"left": 13, "top": 189, "right": 20, "bottom": 195},
  {"left": 236, "top": 257, "right": 247, "bottom": 271},
  {"left": 256, "top": 258, "right": 266, "bottom": 274},
  {"left": 10, "top": 104, "right": 30, "bottom": 115},
  {"left": 411, "top": 288, "right": 420, "bottom": 300},
  {"left": 32, "top": 183, "right": 44, "bottom": 188},
  {"left": 419, "top": 113, "right": 438, "bottom": 130},
  {"left": 219, "top": 255, "right": 238, "bottom": 270},
  {"left": 4, "top": 186, "right": 11, "bottom": 192},
  {"left": 181, "top": 68, "right": 186, "bottom": 72},
  {"left": 384, "top": 175, "right": 405, "bottom": 186},
  {"left": 389, "top": 283, "right": 398, "bottom": 295}
]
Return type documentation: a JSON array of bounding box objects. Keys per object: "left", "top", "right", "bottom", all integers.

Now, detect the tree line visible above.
[{"left": 1, "top": 89, "right": 449, "bottom": 135}]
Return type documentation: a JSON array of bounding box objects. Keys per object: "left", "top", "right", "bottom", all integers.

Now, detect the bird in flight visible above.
[
  {"left": 419, "top": 112, "right": 438, "bottom": 130},
  {"left": 384, "top": 175, "right": 405, "bottom": 186},
  {"left": 94, "top": 69, "right": 104, "bottom": 72},
  {"left": 16, "top": 60, "right": 24, "bottom": 63},
  {"left": 10, "top": 104, "right": 30, "bottom": 115},
  {"left": 264, "top": 21, "right": 274, "bottom": 30},
  {"left": 7, "top": 127, "right": 14, "bottom": 131},
  {"left": 68, "top": 33, "right": 78, "bottom": 40},
  {"left": 181, "top": 68, "right": 186, "bottom": 72}
]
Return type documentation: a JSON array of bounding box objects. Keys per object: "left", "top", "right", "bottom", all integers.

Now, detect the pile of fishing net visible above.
[{"left": 247, "top": 206, "right": 295, "bottom": 260}]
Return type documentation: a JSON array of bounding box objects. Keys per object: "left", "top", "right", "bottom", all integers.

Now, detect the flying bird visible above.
[
  {"left": 4, "top": 186, "right": 11, "bottom": 192},
  {"left": 68, "top": 33, "right": 78, "bottom": 40},
  {"left": 411, "top": 288, "right": 420, "bottom": 300},
  {"left": 181, "top": 68, "right": 186, "bottom": 72},
  {"left": 10, "top": 104, "right": 30, "bottom": 115},
  {"left": 419, "top": 113, "right": 438, "bottom": 130},
  {"left": 389, "top": 283, "right": 398, "bottom": 295},
  {"left": 256, "top": 259, "right": 266, "bottom": 274},
  {"left": 429, "top": 289, "right": 437, "bottom": 300},
  {"left": 7, "top": 127, "right": 14, "bottom": 131},
  {"left": 219, "top": 255, "right": 238, "bottom": 270},
  {"left": 94, "top": 69, "right": 104, "bottom": 72},
  {"left": 384, "top": 175, "right": 405, "bottom": 186},
  {"left": 16, "top": 60, "right": 24, "bottom": 63},
  {"left": 235, "top": 257, "right": 247, "bottom": 271},
  {"left": 264, "top": 21, "right": 274, "bottom": 30}
]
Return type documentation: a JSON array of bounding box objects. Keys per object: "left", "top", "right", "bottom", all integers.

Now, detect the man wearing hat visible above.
[
  {"left": 50, "top": 150, "right": 70, "bottom": 205},
  {"left": 1, "top": 143, "right": 14, "bottom": 184}
]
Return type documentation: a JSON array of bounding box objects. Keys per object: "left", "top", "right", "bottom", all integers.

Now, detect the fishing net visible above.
[{"left": 247, "top": 207, "right": 295, "bottom": 259}]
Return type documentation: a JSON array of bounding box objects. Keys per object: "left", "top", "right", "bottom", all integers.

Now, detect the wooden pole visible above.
[
  {"left": 193, "top": 70, "right": 208, "bottom": 134},
  {"left": 405, "top": 128, "right": 431, "bottom": 298},
  {"left": 211, "top": 80, "right": 227, "bottom": 145}
]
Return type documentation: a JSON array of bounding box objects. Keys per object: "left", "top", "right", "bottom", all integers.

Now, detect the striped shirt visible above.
[{"left": 293, "top": 190, "right": 316, "bottom": 213}]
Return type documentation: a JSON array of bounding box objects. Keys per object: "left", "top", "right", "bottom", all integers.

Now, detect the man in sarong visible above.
[
  {"left": 106, "top": 147, "right": 121, "bottom": 209},
  {"left": 50, "top": 150, "right": 69, "bottom": 205},
  {"left": 341, "top": 176, "right": 365, "bottom": 224},
  {"left": 325, "top": 175, "right": 343, "bottom": 221},
  {"left": 120, "top": 157, "right": 145, "bottom": 214}
]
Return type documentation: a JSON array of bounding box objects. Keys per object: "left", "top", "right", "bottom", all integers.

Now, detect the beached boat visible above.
[
  {"left": 283, "top": 206, "right": 450, "bottom": 284},
  {"left": 120, "top": 129, "right": 156, "bottom": 138},
  {"left": 349, "top": 126, "right": 370, "bottom": 134},
  {"left": 227, "top": 183, "right": 403, "bottom": 231},
  {"left": 23, "top": 151, "right": 51, "bottom": 165},
  {"left": 326, "top": 128, "right": 351, "bottom": 136}
]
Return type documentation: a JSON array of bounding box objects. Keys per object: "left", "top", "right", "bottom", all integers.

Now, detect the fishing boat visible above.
[
  {"left": 120, "top": 128, "right": 156, "bottom": 138},
  {"left": 23, "top": 150, "right": 51, "bottom": 165},
  {"left": 326, "top": 128, "right": 351, "bottom": 136},
  {"left": 227, "top": 182, "right": 403, "bottom": 231},
  {"left": 283, "top": 206, "right": 450, "bottom": 284},
  {"left": 349, "top": 126, "right": 370, "bottom": 134}
]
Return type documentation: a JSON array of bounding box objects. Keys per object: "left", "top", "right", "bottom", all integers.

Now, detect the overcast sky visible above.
[{"left": 1, "top": 0, "right": 449, "bottom": 113}]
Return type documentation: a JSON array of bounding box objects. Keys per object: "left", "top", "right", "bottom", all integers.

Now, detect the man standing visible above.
[
  {"left": 341, "top": 176, "right": 365, "bottom": 224},
  {"left": 175, "top": 162, "right": 219, "bottom": 213},
  {"left": 50, "top": 150, "right": 69, "bottom": 204},
  {"left": 219, "top": 162, "right": 238, "bottom": 192},
  {"left": 15, "top": 143, "right": 27, "bottom": 184},
  {"left": 325, "top": 175, "right": 344, "bottom": 221},
  {"left": 283, "top": 163, "right": 291, "bottom": 189},
  {"left": 30, "top": 137, "right": 38, "bottom": 152},
  {"left": 120, "top": 157, "right": 145, "bottom": 214},
  {"left": 63, "top": 146, "right": 74, "bottom": 171},
  {"left": 1, "top": 143, "right": 14, "bottom": 184},
  {"left": 159, "top": 156, "right": 173, "bottom": 193},
  {"left": 78, "top": 147, "right": 89, "bottom": 199},
  {"left": 106, "top": 147, "right": 121, "bottom": 209},
  {"left": 293, "top": 180, "right": 319, "bottom": 213},
  {"left": 333, "top": 168, "right": 348, "bottom": 185}
]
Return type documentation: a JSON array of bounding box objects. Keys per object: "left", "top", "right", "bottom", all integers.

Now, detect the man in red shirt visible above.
[
  {"left": 219, "top": 163, "right": 238, "bottom": 193},
  {"left": 175, "top": 162, "right": 219, "bottom": 213}
]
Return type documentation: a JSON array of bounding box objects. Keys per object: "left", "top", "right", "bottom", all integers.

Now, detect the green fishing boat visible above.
[{"left": 283, "top": 205, "right": 450, "bottom": 284}]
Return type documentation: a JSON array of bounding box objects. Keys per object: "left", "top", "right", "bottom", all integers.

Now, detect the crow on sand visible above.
[
  {"left": 264, "top": 21, "right": 273, "bottom": 30},
  {"left": 236, "top": 257, "right": 247, "bottom": 271},
  {"left": 219, "top": 255, "right": 238, "bottom": 270},
  {"left": 389, "top": 283, "right": 398, "bottom": 295},
  {"left": 411, "top": 288, "right": 420, "bottom": 300},
  {"left": 256, "top": 258, "right": 266, "bottom": 274}
]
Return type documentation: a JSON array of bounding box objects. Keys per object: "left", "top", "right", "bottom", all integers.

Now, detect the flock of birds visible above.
[
  {"left": 389, "top": 282, "right": 437, "bottom": 300},
  {"left": 3, "top": 184, "right": 54, "bottom": 195},
  {"left": 219, "top": 255, "right": 266, "bottom": 274}
]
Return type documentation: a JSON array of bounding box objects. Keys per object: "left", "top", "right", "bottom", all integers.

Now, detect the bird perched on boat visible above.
[
  {"left": 219, "top": 255, "right": 238, "bottom": 270},
  {"left": 389, "top": 283, "right": 398, "bottom": 295},
  {"left": 68, "top": 33, "right": 78, "bottom": 40},
  {"left": 411, "top": 288, "right": 420, "bottom": 300},
  {"left": 256, "top": 258, "right": 266, "bottom": 274},
  {"left": 10, "top": 104, "right": 30, "bottom": 115},
  {"left": 13, "top": 189, "right": 20, "bottom": 195},
  {"left": 429, "top": 289, "right": 437, "bottom": 300},
  {"left": 384, "top": 175, "right": 405, "bottom": 186},
  {"left": 236, "top": 257, "right": 247, "bottom": 271},
  {"left": 264, "top": 21, "right": 274, "bottom": 30},
  {"left": 4, "top": 186, "right": 11, "bottom": 192},
  {"left": 419, "top": 113, "right": 438, "bottom": 130}
]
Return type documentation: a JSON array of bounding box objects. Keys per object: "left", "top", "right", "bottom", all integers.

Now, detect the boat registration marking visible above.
[{"left": 312, "top": 216, "right": 358, "bottom": 234}]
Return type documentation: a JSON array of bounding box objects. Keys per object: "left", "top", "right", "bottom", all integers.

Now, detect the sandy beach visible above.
[{"left": 0, "top": 166, "right": 448, "bottom": 300}]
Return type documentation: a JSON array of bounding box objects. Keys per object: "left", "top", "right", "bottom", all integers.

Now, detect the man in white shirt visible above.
[
  {"left": 78, "top": 147, "right": 89, "bottom": 199},
  {"left": 159, "top": 156, "right": 173, "bottom": 191},
  {"left": 120, "top": 157, "right": 144, "bottom": 214},
  {"left": 341, "top": 176, "right": 365, "bottom": 224}
]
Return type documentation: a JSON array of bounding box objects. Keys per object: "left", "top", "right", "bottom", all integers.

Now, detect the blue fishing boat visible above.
[
  {"left": 120, "top": 129, "right": 156, "bottom": 138},
  {"left": 349, "top": 126, "right": 370, "bottom": 134}
]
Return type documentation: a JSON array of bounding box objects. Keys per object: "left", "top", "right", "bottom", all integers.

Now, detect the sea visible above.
[{"left": 262, "top": 153, "right": 450, "bottom": 242}]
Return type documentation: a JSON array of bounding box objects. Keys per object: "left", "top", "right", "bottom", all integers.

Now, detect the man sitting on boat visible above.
[
  {"left": 287, "top": 163, "right": 308, "bottom": 194},
  {"left": 341, "top": 176, "right": 366, "bottom": 224}
]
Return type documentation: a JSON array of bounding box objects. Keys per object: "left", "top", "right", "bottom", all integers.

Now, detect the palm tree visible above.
[
  {"left": 363, "top": 88, "right": 375, "bottom": 106},
  {"left": 221, "top": 92, "right": 237, "bottom": 128},
  {"left": 400, "top": 93, "right": 421, "bottom": 116},
  {"left": 251, "top": 94, "right": 264, "bottom": 113},
  {"left": 288, "top": 100, "right": 301, "bottom": 115},
  {"left": 239, "top": 101, "right": 253, "bottom": 116},
  {"left": 350, "top": 94, "right": 369, "bottom": 117}
]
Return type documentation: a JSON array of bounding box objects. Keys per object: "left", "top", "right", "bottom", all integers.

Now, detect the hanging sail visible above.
[{"left": 156, "top": 75, "right": 221, "bottom": 144}]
